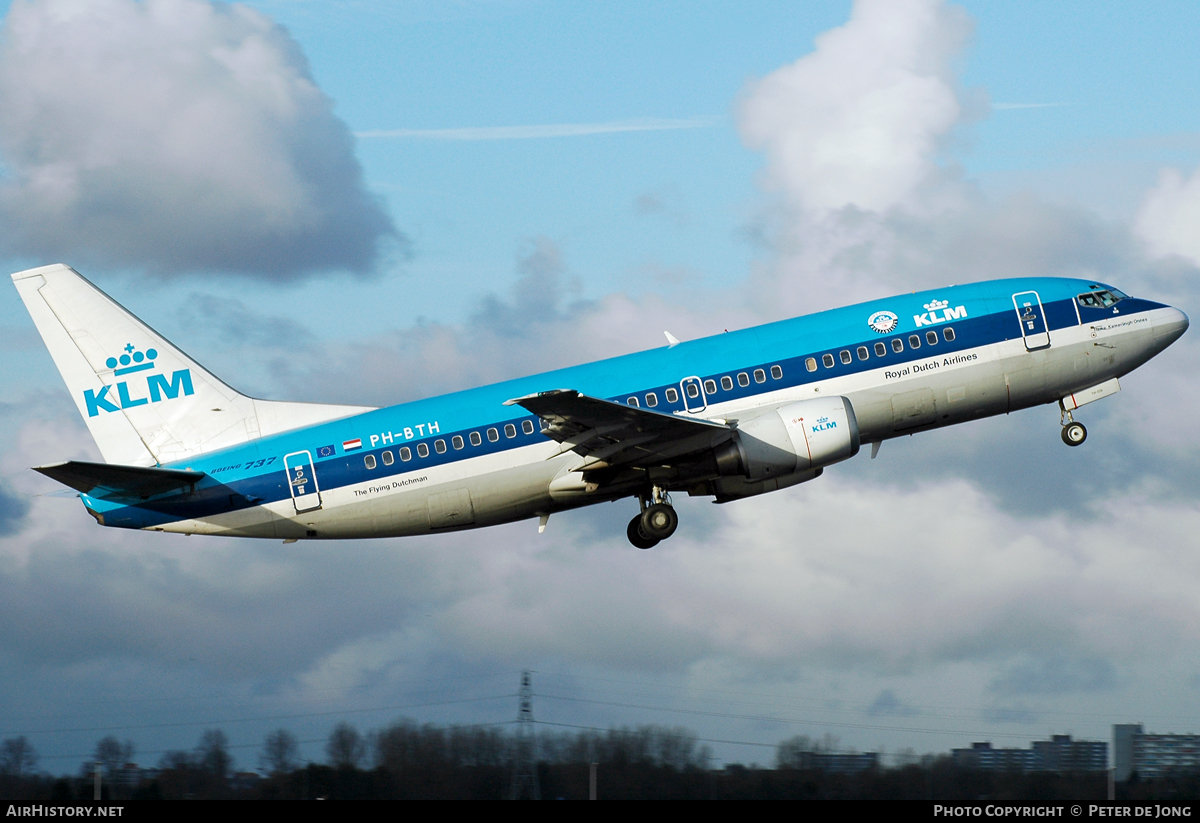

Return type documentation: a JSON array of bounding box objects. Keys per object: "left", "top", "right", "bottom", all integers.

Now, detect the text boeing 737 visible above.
[{"left": 11, "top": 264, "right": 1188, "bottom": 548}]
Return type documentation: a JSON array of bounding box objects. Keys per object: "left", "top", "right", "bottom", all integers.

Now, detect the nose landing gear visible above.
[
  {"left": 1059, "top": 404, "right": 1087, "bottom": 447},
  {"left": 1061, "top": 421, "right": 1087, "bottom": 446},
  {"left": 626, "top": 486, "right": 678, "bottom": 549}
]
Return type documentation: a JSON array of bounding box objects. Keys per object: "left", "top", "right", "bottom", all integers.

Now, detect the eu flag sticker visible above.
[{"left": 316, "top": 444, "right": 336, "bottom": 458}]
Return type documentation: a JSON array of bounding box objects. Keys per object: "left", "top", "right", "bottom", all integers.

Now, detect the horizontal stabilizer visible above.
[{"left": 35, "top": 460, "right": 205, "bottom": 497}]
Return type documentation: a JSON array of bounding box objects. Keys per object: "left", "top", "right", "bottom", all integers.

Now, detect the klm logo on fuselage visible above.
[
  {"left": 83, "top": 344, "right": 193, "bottom": 417},
  {"left": 914, "top": 299, "right": 967, "bottom": 327}
]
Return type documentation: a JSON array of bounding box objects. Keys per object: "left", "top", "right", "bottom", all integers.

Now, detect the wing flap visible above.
[
  {"left": 35, "top": 460, "right": 205, "bottom": 497},
  {"left": 504, "top": 389, "right": 731, "bottom": 469}
]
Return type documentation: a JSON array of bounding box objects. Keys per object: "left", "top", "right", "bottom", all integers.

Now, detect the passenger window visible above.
[
  {"left": 944, "top": 327, "right": 955, "bottom": 342},
  {"left": 627, "top": 396, "right": 639, "bottom": 407},
  {"left": 435, "top": 439, "right": 447, "bottom": 454},
  {"left": 839, "top": 350, "right": 852, "bottom": 365},
  {"left": 892, "top": 338, "right": 904, "bottom": 353},
  {"left": 417, "top": 443, "right": 429, "bottom": 458},
  {"left": 452, "top": 435, "right": 464, "bottom": 450},
  {"left": 874, "top": 342, "right": 887, "bottom": 357},
  {"left": 382, "top": 450, "right": 394, "bottom": 466},
  {"left": 505, "top": 424, "right": 517, "bottom": 438},
  {"left": 857, "top": 346, "right": 869, "bottom": 361},
  {"left": 926, "top": 331, "right": 938, "bottom": 345},
  {"left": 805, "top": 357, "right": 817, "bottom": 372},
  {"left": 721, "top": 376, "right": 733, "bottom": 390},
  {"left": 400, "top": 447, "right": 412, "bottom": 462},
  {"left": 665, "top": 387, "right": 679, "bottom": 403},
  {"left": 909, "top": 335, "right": 921, "bottom": 349},
  {"left": 646, "top": 392, "right": 658, "bottom": 407},
  {"left": 365, "top": 454, "right": 377, "bottom": 470},
  {"left": 469, "top": 431, "right": 482, "bottom": 446},
  {"left": 704, "top": 379, "right": 717, "bottom": 395},
  {"left": 738, "top": 372, "right": 750, "bottom": 387},
  {"left": 487, "top": 428, "right": 499, "bottom": 442},
  {"left": 753, "top": 368, "right": 766, "bottom": 383},
  {"left": 685, "top": 382, "right": 699, "bottom": 398},
  {"left": 522, "top": 419, "right": 535, "bottom": 435},
  {"left": 770, "top": 365, "right": 782, "bottom": 379},
  {"left": 822, "top": 353, "right": 835, "bottom": 368}
]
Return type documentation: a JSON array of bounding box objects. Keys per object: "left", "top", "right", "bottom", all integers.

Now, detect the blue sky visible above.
[{"left": 1, "top": 0, "right": 1199, "bottom": 775}]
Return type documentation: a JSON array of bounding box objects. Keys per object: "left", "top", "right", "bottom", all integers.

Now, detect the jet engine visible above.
[{"left": 715, "top": 395, "right": 860, "bottom": 481}]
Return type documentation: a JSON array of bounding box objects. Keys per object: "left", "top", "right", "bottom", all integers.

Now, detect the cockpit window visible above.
[{"left": 1077, "top": 289, "right": 1125, "bottom": 309}]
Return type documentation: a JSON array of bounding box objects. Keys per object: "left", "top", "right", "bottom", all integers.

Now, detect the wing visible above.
[{"left": 504, "top": 389, "right": 733, "bottom": 474}]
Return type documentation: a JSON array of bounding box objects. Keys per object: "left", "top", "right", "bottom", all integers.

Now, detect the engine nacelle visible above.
[{"left": 722, "top": 396, "right": 860, "bottom": 481}]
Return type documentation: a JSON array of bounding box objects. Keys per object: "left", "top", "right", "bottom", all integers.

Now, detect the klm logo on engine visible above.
[
  {"left": 914, "top": 298, "right": 967, "bottom": 327},
  {"left": 83, "top": 344, "right": 193, "bottom": 417},
  {"left": 811, "top": 416, "right": 837, "bottom": 433}
]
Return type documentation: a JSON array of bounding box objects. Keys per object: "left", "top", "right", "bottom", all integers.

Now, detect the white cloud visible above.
[
  {"left": 738, "top": 0, "right": 974, "bottom": 216},
  {"left": 0, "top": 0, "right": 398, "bottom": 279},
  {"left": 1135, "top": 166, "right": 1200, "bottom": 267}
]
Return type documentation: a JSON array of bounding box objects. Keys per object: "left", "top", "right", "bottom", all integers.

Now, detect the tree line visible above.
[{"left": 2, "top": 725, "right": 1197, "bottom": 800}]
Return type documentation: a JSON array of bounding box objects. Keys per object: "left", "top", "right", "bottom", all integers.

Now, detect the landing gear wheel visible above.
[
  {"left": 641, "top": 503, "right": 679, "bottom": 541},
  {"left": 1061, "top": 421, "right": 1087, "bottom": 447},
  {"left": 627, "top": 515, "right": 659, "bottom": 550}
]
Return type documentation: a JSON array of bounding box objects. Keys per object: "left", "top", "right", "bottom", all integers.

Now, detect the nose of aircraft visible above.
[{"left": 1154, "top": 306, "right": 1190, "bottom": 350}]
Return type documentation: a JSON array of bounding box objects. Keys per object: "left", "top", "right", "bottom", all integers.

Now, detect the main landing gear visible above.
[
  {"left": 1059, "top": 405, "right": 1087, "bottom": 447},
  {"left": 626, "top": 486, "right": 678, "bottom": 549}
]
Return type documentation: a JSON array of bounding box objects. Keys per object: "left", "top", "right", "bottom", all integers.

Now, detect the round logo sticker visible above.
[{"left": 867, "top": 310, "right": 899, "bottom": 334}]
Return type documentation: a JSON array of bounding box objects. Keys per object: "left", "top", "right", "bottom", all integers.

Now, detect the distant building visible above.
[
  {"left": 1114, "top": 724, "right": 1200, "bottom": 781},
  {"left": 952, "top": 735, "right": 1106, "bottom": 773},
  {"left": 1033, "top": 734, "right": 1107, "bottom": 772},
  {"left": 787, "top": 752, "right": 879, "bottom": 774},
  {"left": 952, "top": 742, "right": 1039, "bottom": 772}
]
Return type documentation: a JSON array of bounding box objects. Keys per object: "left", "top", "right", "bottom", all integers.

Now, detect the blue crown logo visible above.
[{"left": 105, "top": 343, "right": 159, "bottom": 376}]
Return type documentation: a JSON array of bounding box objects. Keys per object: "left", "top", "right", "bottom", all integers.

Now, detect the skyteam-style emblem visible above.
[
  {"left": 867, "top": 311, "right": 899, "bottom": 334},
  {"left": 914, "top": 299, "right": 968, "bottom": 327},
  {"left": 84, "top": 343, "right": 193, "bottom": 417}
]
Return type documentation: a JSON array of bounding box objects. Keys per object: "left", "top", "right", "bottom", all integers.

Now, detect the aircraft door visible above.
[
  {"left": 680, "top": 376, "right": 707, "bottom": 413},
  {"left": 1012, "top": 291, "right": 1051, "bottom": 350},
  {"left": 284, "top": 450, "right": 322, "bottom": 513}
]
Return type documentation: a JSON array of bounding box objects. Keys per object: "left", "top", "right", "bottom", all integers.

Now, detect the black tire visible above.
[
  {"left": 1061, "top": 421, "right": 1087, "bottom": 446},
  {"left": 641, "top": 503, "right": 679, "bottom": 540},
  {"left": 627, "top": 515, "right": 659, "bottom": 549}
]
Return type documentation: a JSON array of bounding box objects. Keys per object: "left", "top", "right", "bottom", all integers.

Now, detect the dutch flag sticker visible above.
[{"left": 342, "top": 438, "right": 362, "bottom": 451}]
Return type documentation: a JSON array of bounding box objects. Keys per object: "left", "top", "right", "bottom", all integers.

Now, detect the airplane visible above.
[{"left": 10, "top": 263, "right": 1189, "bottom": 548}]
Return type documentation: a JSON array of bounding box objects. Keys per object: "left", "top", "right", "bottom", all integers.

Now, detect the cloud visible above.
[
  {"left": 738, "top": 0, "right": 974, "bottom": 215},
  {"left": 0, "top": 0, "right": 398, "bottom": 280},
  {"left": 867, "top": 689, "right": 920, "bottom": 717},
  {"left": 989, "top": 657, "right": 1118, "bottom": 697},
  {"left": 256, "top": 237, "right": 755, "bottom": 406},
  {"left": 1135, "top": 166, "right": 1200, "bottom": 267},
  {"left": 0, "top": 483, "right": 28, "bottom": 536},
  {"left": 355, "top": 117, "right": 718, "bottom": 141}
]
